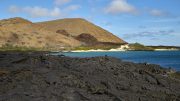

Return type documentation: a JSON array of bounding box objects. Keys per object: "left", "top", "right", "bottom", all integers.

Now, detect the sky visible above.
[{"left": 0, "top": 0, "right": 180, "bottom": 46}]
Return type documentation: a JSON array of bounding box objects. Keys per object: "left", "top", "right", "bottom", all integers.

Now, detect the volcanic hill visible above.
[
  {"left": 37, "top": 18, "right": 126, "bottom": 45},
  {"left": 0, "top": 17, "right": 81, "bottom": 50},
  {"left": 0, "top": 17, "right": 126, "bottom": 51}
]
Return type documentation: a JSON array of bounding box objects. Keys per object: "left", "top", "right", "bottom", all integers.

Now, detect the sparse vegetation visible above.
[
  {"left": 23, "top": 33, "right": 27, "bottom": 36},
  {"left": 37, "top": 36, "right": 42, "bottom": 39},
  {"left": 74, "top": 45, "right": 120, "bottom": 50},
  {"left": 0, "top": 17, "right": 126, "bottom": 51},
  {"left": 12, "top": 33, "right": 19, "bottom": 39},
  {"left": 128, "top": 43, "right": 154, "bottom": 51},
  {"left": 168, "top": 72, "right": 180, "bottom": 80},
  {"left": 56, "top": 30, "right": 70, "bottom": 37},
  {"left": 38, "top": 18, "right": 126, "bottom": 44},
  {"left": 147, "top": 46, "right": 180, "bottom": 50},
  {"left": 27, "top": 37, "right": 32, "bottom": 40},
  {"left": 0, "top": 43, "right": 43, "bottom": 51},
  {"left": 38, "top": 41, "right": 42, "bottom": 44}
]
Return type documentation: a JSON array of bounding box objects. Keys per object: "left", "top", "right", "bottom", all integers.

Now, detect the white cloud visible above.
[
  {"left": 105, "top": 0, "right": 137, "bottom": 14},
  {"left": 8, "top": 6, "right": 62, "bottom": 18},
  {"left": 9, "top": 5, "right": 20, "bottom": 13},
  {"left": 24, "top": 7, "right": 52, "bottom": 18},
  {"left": 64, "top": 5, "right": 81, "bottom": 11},
  {"left": 123, "top": 30, "right": 175, "bottom": 39},
  {"left": 149, "top": 9, "right": 166, "bottom": 17},
  {"left": 8, "top": 4, "right": 81, "bottom": 18},
  {"left": 50, "top": 7, "right": 62, "bottom": 17},
  {"left": 54, "top": 0, "right": 71, "bottom": 6},
  {"left": 8, "top": 0, "right": 79, "bottom": 18},
  {"left": 145, "top": 17, "right": 180, "bottom": 23}
]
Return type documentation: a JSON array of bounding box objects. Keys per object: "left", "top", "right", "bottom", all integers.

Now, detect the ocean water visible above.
[{"left": 51, "top": 51, "right": 180, "bottom": 71}]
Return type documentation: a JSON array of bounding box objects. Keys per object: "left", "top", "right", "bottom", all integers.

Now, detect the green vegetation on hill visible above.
[
  {"left": 147, "top": 46, "right": 180, "bottom": 50},
  {"left": 74, "top": 45, "right": 120, "bottom": 50},
  {"left": 128, "top": 43, "right": 154, "bottom": 51},
  {"left": 0, "top": 44, "right": 43, "bottom": 51}
]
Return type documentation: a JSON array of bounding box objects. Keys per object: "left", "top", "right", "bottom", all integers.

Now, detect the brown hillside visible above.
[
  {"left": 0, "top": 17, "right": 81, "bottom": 50},
  {"left": 37, "top": 18, "right": 126, "bottom": 44}
]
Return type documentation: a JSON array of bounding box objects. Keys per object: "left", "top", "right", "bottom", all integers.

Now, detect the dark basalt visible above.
[
  {"left": 75, "top": 33, "right": 126, "bottom": 47},
  {"left": 75, "top": 33, "right": 98, "bottom": 45},
  {"left": 56, "top": 30, "right": 71, "bottom": 37},
  {"left": 0, "top": 52, "right": 180, "bottom": 101}
]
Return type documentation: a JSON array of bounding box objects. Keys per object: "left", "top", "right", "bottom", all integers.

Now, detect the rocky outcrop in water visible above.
[{"left": 0, "top": 52, "right": 179, "bottom": 101}]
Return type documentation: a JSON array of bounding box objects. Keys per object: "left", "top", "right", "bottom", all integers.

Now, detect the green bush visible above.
[
  {"left": 0, "top": 44, "right": 44, "bottom": 51},
  {"left": 74, "top": 45, "right": 120, "bottom": 50},
  {"left": 128, "top": 43, "right": 154, "bottom": 51}
]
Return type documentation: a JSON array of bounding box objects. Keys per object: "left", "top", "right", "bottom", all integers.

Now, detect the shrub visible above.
[
  {"left": 0, "top": 44, "right": 43, "bottom": 51},
  {"left": 129, "top": 43, "right": 154, "bottom": 51}
]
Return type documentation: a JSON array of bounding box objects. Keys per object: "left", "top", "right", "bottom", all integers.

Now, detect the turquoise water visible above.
[{"left": 51, "top": 51, "right": 180, "bottom": 71}]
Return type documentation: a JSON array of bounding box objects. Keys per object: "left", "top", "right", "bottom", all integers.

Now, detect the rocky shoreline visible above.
[{"left": 0, "top": 52, "right": 180, "bottom": 101}]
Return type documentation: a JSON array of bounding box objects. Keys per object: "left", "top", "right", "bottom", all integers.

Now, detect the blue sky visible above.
[{"left": 0, "top": 0, "right": 180, "bottom": 46}]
